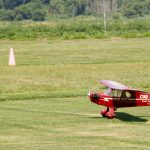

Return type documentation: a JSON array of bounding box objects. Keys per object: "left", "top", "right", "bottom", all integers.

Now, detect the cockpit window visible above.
[
  {"left": 104, "top": 88, "right": 121, "bottom": 97},
  {"left": 110, "top": 90, "right": 122, "bottom": 97},
  {"left": 121, "top": 91, "right": 131, "bottom": 98},
  {"left": 104, "top": 88, "right": 135, "bottom": 99}
]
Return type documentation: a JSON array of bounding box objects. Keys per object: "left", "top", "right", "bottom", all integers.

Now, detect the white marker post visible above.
[
  {"left": 8, "top": 48, "right": 16, "bottom": 66},
  {"left": 103, "top": 0, "right": 107, "bottom": 36}
]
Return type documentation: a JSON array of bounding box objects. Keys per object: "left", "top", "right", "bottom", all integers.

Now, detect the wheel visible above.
[
  {"left": 106, "top": 112, "right": 116, "bottom": 119},
  {"left": 101, "top": 109, "right": 108, "bottom": 117}
]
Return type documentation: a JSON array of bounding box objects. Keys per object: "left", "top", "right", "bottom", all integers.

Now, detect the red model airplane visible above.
[{"left": 87, "top": 80, "right": 150, "bottom": 119}]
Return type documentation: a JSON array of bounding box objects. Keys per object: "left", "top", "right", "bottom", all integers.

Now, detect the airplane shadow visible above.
[
  {"left": 89, "top": 112, "right": 148, "bottom": 122},
  {"left": 116, "top": 112, "right": 148, "bottom": 122}
]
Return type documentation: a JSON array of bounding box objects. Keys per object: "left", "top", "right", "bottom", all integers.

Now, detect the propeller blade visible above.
[{"left": 87, "top": 91, "right": 91, "bottom": 96}]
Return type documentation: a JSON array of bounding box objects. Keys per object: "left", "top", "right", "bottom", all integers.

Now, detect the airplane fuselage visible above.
[{"left": 89, "top": 91, "right": 150, "bottom": 108}]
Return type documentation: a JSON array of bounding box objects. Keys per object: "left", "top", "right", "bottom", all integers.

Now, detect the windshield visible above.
[{"left": 104, "top": 88, "right": 112, "bottom": 95}]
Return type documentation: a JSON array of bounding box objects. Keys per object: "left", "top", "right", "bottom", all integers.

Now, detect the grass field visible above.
[{"left": 0, "top": 38, "right": 150, "bottom": 149}]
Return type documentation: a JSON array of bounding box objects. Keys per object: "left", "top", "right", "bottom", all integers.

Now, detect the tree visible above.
[
  {"left": 64, "top": 0, "right": 86, "bottom": 17},
  {"left": 0, "top": 0, "right": 150, "bottom": 21},
  {"left": 32, "top": 8, "right": 46, "bottom": 21},
  {"left": 50, "top": 0, "right": 65, "bottom": 17},
  {"left": 14, "top": 4, "right": 32, "bottom": 20},
  {"left": 31, "top": 0, "right": 43, "bottom": 9},
  {"left": 122, "top": 0, "right": 150, "bottom": 18},
  {"left": 3, "top": 0, "right": 28, "bottom": 9},
  {"left": 0, "top": 9, "right": 15, "bottom": 21},
  {"left": 42, "top": 0, "right": 51, "bottom": 4},
  {"left": 0, "top": 0, "right": 3, "bottom": 8}
]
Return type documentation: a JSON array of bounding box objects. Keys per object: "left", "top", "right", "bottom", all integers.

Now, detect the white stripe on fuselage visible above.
[{"left": 104, "top": 97, "right": 150, "bottom": 102}]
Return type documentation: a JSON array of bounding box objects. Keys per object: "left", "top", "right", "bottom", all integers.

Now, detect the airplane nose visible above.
[
  {"left": 92, "top": 93, "right": 100, "bottom": 99},
  {"left": 87, "top": 91, "right": 100, "bottom": 100}
]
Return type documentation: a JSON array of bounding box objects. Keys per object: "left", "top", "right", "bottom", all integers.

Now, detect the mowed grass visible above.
[
  {"left": 0, "top": 98, "right": 150, "bottom": 150},
  {"left": 0, "top": 38, "right": 150, "bottom": 149}
]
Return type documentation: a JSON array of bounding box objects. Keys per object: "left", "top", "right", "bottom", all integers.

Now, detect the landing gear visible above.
[
  {"left": 101, "top": 107, "right": 109, "bottom": 117},
  {"left": 101, "top": 107, "right": 116, "bottom": 119},
  {"left": 105, "top": 111, "right": 116, "bottom": 119}
]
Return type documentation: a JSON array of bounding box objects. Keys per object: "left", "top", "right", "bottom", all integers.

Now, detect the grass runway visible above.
[{"left": 0, "top": 38, "right": 150, "bottom": 149}]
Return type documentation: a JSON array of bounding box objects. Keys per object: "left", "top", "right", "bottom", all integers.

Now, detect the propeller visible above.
[{"left": 87, "top": 90, "right": 91, "bottom": 96}]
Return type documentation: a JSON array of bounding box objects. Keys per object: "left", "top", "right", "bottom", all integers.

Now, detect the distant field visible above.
[{"left": 0, "top": 38, "right": 150, "bottom": 149}]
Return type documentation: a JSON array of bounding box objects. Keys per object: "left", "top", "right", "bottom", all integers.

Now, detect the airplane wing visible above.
[{"left": 100, "top": 80, "right": 142, "bottom": 92}]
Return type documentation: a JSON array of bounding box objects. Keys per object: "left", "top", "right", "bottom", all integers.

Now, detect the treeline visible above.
[
  {"left": 0, "top": 0, "right": 150, "bottom": 21},
  {"left": 0, "top": 19, "right": 150, "bottom": 40}
]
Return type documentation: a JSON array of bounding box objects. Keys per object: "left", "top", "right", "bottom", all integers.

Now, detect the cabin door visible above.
[{"left": 120, "top": 91, "right": 136, "bottom": 107}]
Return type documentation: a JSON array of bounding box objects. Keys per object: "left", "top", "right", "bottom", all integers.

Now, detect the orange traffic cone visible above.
[{"left": 8, "top": 48, "right": 16, "bottom": 66}]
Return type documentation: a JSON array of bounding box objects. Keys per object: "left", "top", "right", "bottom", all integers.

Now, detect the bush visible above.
[
  {"left": 112, "top": 12, "right": 122, "bottom": 19},
  {"left": 15, "top": 14, "right": 23, "bottom": 21},
  {"left": 0, "top": 19, "right": 149, "bottom": 40}
]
